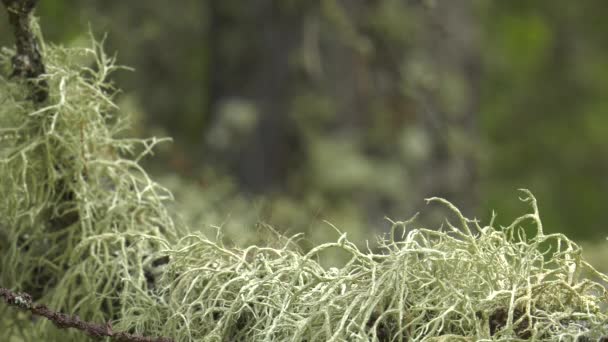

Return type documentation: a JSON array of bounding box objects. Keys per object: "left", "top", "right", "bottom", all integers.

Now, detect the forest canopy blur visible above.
[{"left": 1, "top": 0, "right": 606, "bottom": 253}]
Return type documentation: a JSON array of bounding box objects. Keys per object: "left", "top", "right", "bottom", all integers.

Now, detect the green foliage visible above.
[
  {"left": 1, "top": 30, "right": 608, "bottom": 342},
  {"left": 480, "top": 1, "right": 608, "bottom": 240}
]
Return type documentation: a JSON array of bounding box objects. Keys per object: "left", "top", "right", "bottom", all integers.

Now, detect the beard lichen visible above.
[
  {"left": 0, "top": 34, "right": 176, "bottom": 340},
  {"left": 0, "top": 35, "right": 608, "bottom": 341}
]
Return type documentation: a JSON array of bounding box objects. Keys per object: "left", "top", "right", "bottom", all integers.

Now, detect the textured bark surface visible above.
[{"left": 2, "top": 0, "right": 47, "bottom": 103}]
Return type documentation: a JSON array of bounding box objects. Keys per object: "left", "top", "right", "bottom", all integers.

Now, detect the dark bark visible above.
[{"left": 2, "top": 0, "right": 47, "bottom": 103}]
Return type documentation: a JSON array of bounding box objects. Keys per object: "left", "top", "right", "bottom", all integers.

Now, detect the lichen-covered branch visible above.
[
  {"left": 0, "top": 287, "right": 173, "bottom": 342},
  {"left": 2, "top": 0, "right": 48, "bottom": 102}
]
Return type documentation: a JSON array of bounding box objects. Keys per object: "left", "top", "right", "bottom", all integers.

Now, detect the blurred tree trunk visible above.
[
  {"left": 65, "top": 0, "right": 481, "bottom": 231},
  {"left": 203, "top": 0, "right": 481, "bottom": 220},
  {"left": 204, "top": 1, "right": 305, "bottom": 193}
]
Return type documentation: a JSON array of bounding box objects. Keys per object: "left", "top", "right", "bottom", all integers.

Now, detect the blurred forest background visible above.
[{"left": 1, "top": 1, "right": 607, "bottom": 265}]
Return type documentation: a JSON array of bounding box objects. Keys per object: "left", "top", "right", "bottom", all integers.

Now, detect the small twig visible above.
[
  {"left": 2, "top": 0, "right": 48, "bottom": 103},
  {"left": 0, "top": 287, "right": 173, "bottom": 342}
]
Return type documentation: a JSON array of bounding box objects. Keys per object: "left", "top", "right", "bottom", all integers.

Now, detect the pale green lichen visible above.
[
  {"left": 1, "top": 33, "right": 608, "bottom": 342},
  {"left": 0, "top": 33, "right": 177, "bottom": 340}
]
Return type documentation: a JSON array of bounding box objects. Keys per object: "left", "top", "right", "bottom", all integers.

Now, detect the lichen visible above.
[{"left": 1, "top": 32, "right": 608, "bottom": 342}]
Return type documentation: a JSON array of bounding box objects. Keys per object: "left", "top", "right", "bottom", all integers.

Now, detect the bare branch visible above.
[{"left": 0, "top": 287, "right": 173, "bottom": 342}]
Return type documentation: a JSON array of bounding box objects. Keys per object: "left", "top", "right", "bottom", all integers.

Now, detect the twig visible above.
[{"left": 0, "top": 287, "right": 173, "bottom": 342}]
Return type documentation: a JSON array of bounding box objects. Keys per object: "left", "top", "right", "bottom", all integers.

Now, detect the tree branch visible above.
[
  {"left": 0, "top": 287, "right": 173, "bottom": 342},
  {"left": 2, "top": 0, "right": 48, "bottom": 103}
]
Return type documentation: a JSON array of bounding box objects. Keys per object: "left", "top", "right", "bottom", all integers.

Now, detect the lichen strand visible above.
[{"left": 1, "top": 35, "right": 608, "bottom": 341}]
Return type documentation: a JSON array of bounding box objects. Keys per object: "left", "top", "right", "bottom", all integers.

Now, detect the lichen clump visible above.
[{"left": 0, "top": 35, "right": 608, "bottom": 341}]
